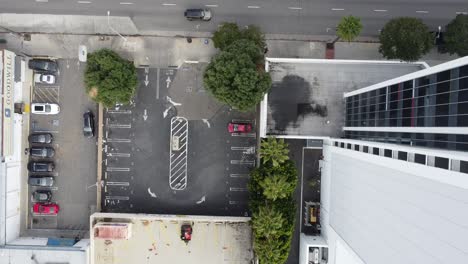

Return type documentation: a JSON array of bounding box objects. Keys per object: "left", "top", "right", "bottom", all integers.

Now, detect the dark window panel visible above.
[
  {"left": 354, "top": 144, "right": 360, "bottom": 151},
  {"left": 335, "top": 142, "right": 339, "bottom": 147},
  {"left": 363, "top": 146, "right": 369, "bottom": 153},
  {"left": 434, "top": 157, "right": 449, "bottom": 169},
  {"left": 460, "top": 160, "right": 468, "bottom": 174},
  {"left": 384, "top": 149, "right": 392, "bottom": 158},
  {"left": 347, "top": 143, "right": 352, "bottom": 149},
  {"left": 341, "top": 142, "right": 345, "bottom": 148},
  {"left": 373, "top": 147, "right": 380, "bottom": 155},
  {"left": 414, "top": 154, "right": 426, "bottom": 164},
  {"left": 398, "top": 151, "right": 408, "bottom": 161}
]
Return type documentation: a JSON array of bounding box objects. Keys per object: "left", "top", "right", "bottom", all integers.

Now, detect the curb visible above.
[{"left": 96, "top": 103, "right": 103, "bottom": 212}]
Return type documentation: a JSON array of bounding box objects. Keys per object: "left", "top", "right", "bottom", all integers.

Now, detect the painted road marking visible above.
[
  {"left": 105, "top": 196, "right": 130, "bottom": 200},
  {"left": 106, "top": 167, "right": 130, "bottom": 172},
  {"left": 248, "top": 6, "right": 260, "bottom": 9},
  {"left": 106, "top": 181, "right": 130, "bottom": 186},
  {"left": 230, "top": 187, "right": 247, "bottom": 191},
  {"left": 288, "top": 7, "right": 302, "bottom": 10},
  {"left": 231, "top": 133, "right": 256, "bottom": 138},
  {"left": 331, "top": 8, "right": 344, "bottom": 11},
  {"left": 416, "top": 10, "right": 429, "bottom": 13},
  {"left": 230, "top": 160, "right": 255, "bottom": 165},
  {"left": 107, "top": 153, "right": 131, "bottom": 157},
  {"left": 169, "top": 116, "right": 188, "bottom": 191},
  {"left": 107, "top": 110, "right": 132, "bottom": 114},
  {"left": 373, "top": 9, "right": 388, "bottom": 12},
  {"left": 162, "top": 3, "right": 176, "bottom": 6},
  {"left": 230, "top": 174, "right": 249, "bottom": 178},
  {"left": 205, "top": 4, "right": 218, "bottom": 7},
  {"left": 108, "top": 123, "right": 132, "bottom": 128},
  {"left": 156, "top": 68, "right": 160, "bottom": 99},
  {"left": 107, "top": 138, "right": 131, "bottom": 143}
]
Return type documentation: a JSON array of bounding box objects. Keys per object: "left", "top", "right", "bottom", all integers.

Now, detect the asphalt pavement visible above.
[{"left": 1, "top": 0, "right": 467, "bottom": 36}]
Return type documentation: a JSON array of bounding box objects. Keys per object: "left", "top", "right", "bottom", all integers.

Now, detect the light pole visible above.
[{"left": 106, "top": 11, "right": 127, "bottom": 42}]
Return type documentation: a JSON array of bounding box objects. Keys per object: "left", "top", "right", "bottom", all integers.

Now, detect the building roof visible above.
[
  {"left": 90, "top": 213, "right": 253, "bottom": 264},
  {"left": 262, "top": 59, "right": 423, "bottom": 138}
]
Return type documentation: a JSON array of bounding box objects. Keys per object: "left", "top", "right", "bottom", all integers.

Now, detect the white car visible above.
[
  {"left": 31, "top": 103, "right": 60, "bottom": 115},
  {"left": 34, "top": 73, "right": 56, "bottom": 84}
]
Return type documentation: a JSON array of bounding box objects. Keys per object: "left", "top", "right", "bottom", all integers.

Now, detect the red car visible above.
[
  {"left": 33, "top": 202, "right": 59, "bottom": 215},
  {"left": 228, "top": 122, "right": 252, "bottom": 133},
  {"left": 181, "top": 224, "right": 192, "bottom": 242}
]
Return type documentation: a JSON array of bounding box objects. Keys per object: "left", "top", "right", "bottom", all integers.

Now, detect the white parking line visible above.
[
  {"left": 288, "top": 7, "right": 302, "bottom": 10},
  {"left": 108, "top": 123, "right": 132, "bottom": 128},
  {"left": 205, "top": 4, "right": 218, "bottom": 7},
  {"left": 230, "top": 174, "right": 249, "bottom": 178},
  {"left": 231, "top": 119, "right": 253, "bottom": 123},
  {"left": 248, "top": 6, "right": 260, "bottom": 9},
  {"left": 230, "top": 160, "right": 255, "bottom": 165},
  {"left": 105, "top": 196, "right": 130, "bottom": 200},
  {"left": 32, "top": 130, "right": 59, "bottom": 133},
  {"left": 77, "top": 0, "right": 92, "bottom": 3},
  {"left": 162, "top": 3, "right": 176, "bottom": 6},
  {"left": 107, "top": 153, "right": 131, "bottom": 157},
  {"left": 107, "top": 138, "right": 131, "bottom": 143},
  {"left": 230, "top": 187, "right": 247, "bottom": 191},
  {"left": 107, "top": 110, "right": 132, "bottom": 114},
  {"left": 231, "top": 146, "right": 254, "bottom": 151},
  {"left": 331, "top": 8, "right": 344, "bottom": 11},
  {"left": 416, "top": 10, "right": 429, "bottom": 13},
  {"left": 231, "top": 133, "right": 256, "bottom": 138},
  {"left": 119, "top": 2, "right": 134, "bottom": 4},
  {"left": 106, "top": 167, "right": 130, "bottom": 172},
  {"left": 106, "top": 181, "right": 130, "bottom": 186},
  {"left": 373, "top": 9, "right": 388, "bottom": 12}
]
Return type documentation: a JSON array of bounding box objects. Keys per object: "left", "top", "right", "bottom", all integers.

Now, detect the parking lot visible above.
[
  {"left": 102, "top": 65, "right": 256, "bottom": 216},
  {"left": 28, "top": 59, "right": 97, "bottom": 231}
]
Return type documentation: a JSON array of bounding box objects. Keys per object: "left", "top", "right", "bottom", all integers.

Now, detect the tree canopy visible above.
[
  {"left": 260, "top": 137, "right": 290, "bottom": 167},
  {"left": 337, "top": 15, "right": 363, "bottom": 42},
  {"left": 212, "top": 22, "right": 266, "bottom": 51},
  {"left": 84, "top": 49, "right": 137, "bottom": 107},
  {"left": 379, "top": 17, "right": 433, "bottom": 61},
  {"left": 203, "top": 39, "right": 271, "bottom": 111},
  {"left": 444, "top": 14, "right": 468, "bottom": 57}
]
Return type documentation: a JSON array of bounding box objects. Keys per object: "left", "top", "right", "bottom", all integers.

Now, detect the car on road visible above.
[
  {"left": 28, "top": 59, "right": 58, "bottom": 73},
  {"left": 31, "top": 103, "right": 60, "bottom": 115},
  {"left": 184, "top": 9, "right": 212, "bottom": 21},
  {"left": 180, "top": 224, "right": 192, "bottom": 243},
  {"left": 228, "top": 122, "right": 253, "bottom": 133},
  {"left": 83, "top": 111, "right": 95, "bottom": 138},
  {"left": 32, "top": 190, "right": 52, "bottom": 202},
  {"left": 32, "top": 202, "right": 59, "bottom": 215},
  {"left": 28, "top": 161, "right": 55, "bottom": 172},
  {"left": 34, "top": 73, "right": 56, "bottom": 84},
  {"left": 29, "top": 133, "right": 53, "bottom": 144},
  {"left": 30, "top": 147, "right": 55, "bottom": 158},
  {"left": 28, "top": 176, "right": 54, "bottom": 187}
]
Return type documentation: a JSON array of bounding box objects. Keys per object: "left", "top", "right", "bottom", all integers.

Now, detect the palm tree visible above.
[
  {"left": 260, "top": 175, "right": 296, "bottom": 201},
  {"left": 259, "top": 137, "right": 289, "bottom": 167}
]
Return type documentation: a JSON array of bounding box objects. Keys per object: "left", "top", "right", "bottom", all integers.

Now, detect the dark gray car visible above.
[
  {"left": 29, "top": 133, "right": 53, "bottom": 144},
  {"left": 28, "top": 161, "right": 55, "bottom": 172},
  {"left": 83, "top": 111, "right": 95, "bottom": 138},
  {"left": 32, "top": 190, "right": 52, "bottom": 202},
  {"left": 28, "top": 176, "right": 54, "bottom": 187},
  {"left": 30, "top": 147, "right": 55, "bottom": 158},
  {"left": 28, "top": 59, "right": 58, "bottom": 73}
]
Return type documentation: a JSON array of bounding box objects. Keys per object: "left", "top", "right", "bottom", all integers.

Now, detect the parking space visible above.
[
  {"left": 102, "top": 65, "right": 256, "bottom": 216},
  {"left": 28, "top": 59, "right": 97, "bottom": 231}
]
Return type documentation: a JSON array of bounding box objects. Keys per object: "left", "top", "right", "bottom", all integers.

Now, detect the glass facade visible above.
[{"left": 344, "top": 65, "right": 468, "bottom": 151}]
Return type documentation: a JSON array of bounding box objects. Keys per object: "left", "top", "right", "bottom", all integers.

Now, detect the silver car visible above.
[{"left": 28, "top": 176, "right": 54, "bottom": 187}]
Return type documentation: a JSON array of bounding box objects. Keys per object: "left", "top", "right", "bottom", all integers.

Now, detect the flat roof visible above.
[
  {"left": 90, "top": 213, "right": 253, "bottom": 264},
  {"left": 264, "top": 59, "right": 423, "bottom": 138}
]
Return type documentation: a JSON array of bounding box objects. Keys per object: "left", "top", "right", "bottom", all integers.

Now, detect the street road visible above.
[{"left": 1, "top": 0, "right": 467, "bottom": 35}]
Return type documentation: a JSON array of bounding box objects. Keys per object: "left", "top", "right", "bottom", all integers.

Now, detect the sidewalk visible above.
[{"left": 0, "top": 13, "right": 458, "bottom": 67}]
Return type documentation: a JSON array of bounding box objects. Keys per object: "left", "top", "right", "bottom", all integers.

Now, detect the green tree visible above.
[
  {"left": 212, "top": 22, "right": 266, "bottom": 51},
  {"left": 379, "top": 17, "right": 433, "bottom": 61},
  {"left": 252, "top": 206, "right": 286, "bottom": 238},
  {"left": 260, "top": 137, "right": 290, "bottom": 167},
  {"left": 84, "top": 49, "right": 137, "bottom": 107},
  {"left": 203, "top": 40, "right": 271, "bottom": 111},
  {"left": 444, "top": 14, "right": 468, "bottom": 56},
  {"left": 212, "top": 22, "right": 243, "bottom": 50},
  {"left": 336, "top": 15, "right": 363, "bottom": 42}
]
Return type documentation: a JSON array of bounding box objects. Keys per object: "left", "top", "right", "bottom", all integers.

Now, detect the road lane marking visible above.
[
  {"left": 107, "top": 153, "right": 131, "bottom": 157},
  {"left": 108, "top": 123, "right": 131, "bottom": 128},
  {"left": 162, "top": 3, "right": 176, "bottom": 6},
  {"left": 230, "top": 174, "right": 249, "bottom": 178},
  {"left": 106, "top": 167, "right": 130, "bottom": 172},
  {"left": 288, "top": 7, "right": 302, "bottom": 10},
  {"left": 106, "top": 181, "right": 130, "bottom": 186},
  {"left": 373, "top": 9, "right": 388, "bottom": 12},
  {"left": 35, "top": 0, "right": 49, "bottom": 2},
  {"left": 107, "top": 110, "right": 131, "bottom": 114},
  {"left": 105, "top": 196, "right": 130, "bottom": 200},
  {"left": 107, "top": 138, "right": 131, "bottom": 143},
  {"left": 119, "top": 2, "right": 134, "bottom": 4},
  {"left": 230, "top": 187, "right": 247, "bottom": 191},
  {"left": 331, "top": 8, "right": 344, "bottom": 11},
  {"left": 231, "top": 133, "right": 256, "bottom": 138},
  {"left": 156, "top": 68, "right": 160, "bottom": 99},
  {"left": 77, "top": 0, "right": 92, "bottom": 3},
  {"left": 205, "top": 4, "right": 218, "bottom": 7},
  {"left": 248, "top": 6, "right": 260, "bottom": 9},
  {"left": 230, "top": 160, "right": 255, "bottom": 165},
  {"left": 416, "top": 10, "right": 429, "bottom": 13}
]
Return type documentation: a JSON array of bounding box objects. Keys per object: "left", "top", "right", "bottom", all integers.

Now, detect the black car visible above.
[
  {"left": 28, "top": 59, "right": 58, "bottom": 73},
  {"left": 184, "top": 9, "right": 212, "bottom": 21},
  {"left": 32, "top": 190, "right": 52, "bottom": 202},
  {"left": 29, "top": 133, "right": 53, "bottom": 144},
  {"left": 83, "top": 111, "right": 95, "bottom": 138},
  {"left": 28, "top": 161, "right": 55, "bottom": 172},
  {"left": 30, "top": 147, "right": 55, "bottom": 158},
  {"left": 28, "top": 176, "right": 55, "bottom": 187}
]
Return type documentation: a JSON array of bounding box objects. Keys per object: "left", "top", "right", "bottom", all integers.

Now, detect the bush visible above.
[
  {"left": 379, "top": 17, "right": 433, "bottom": 61},
  {"left": 212, "top": 22, "right": 266, "bottom": 51},
  {"left": 444, "top": 14, "right": 468, "bottom": 57},
  {"left": 84, "top": 49, "right": 138, "bottom": 107},
  {"left": 203, "top": 39, "right": 271, "bottom": 111}
]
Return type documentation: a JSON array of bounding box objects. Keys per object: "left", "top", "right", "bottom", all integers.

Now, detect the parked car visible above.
[
  {"left": 34, "top": 73, "right": 56, "bottom": 84},
  {"left": 30, "top": 147, "right": 55, "bottom": 158},
  {"left": 29, "top": 133, "right": 53, "bottom": 144},
  {"left": 31, "top": 190, "right": 52, "bottom": 202},
  {"left": 28, "top": 161, "right": 55, "bottom": 172},
  {"left": 83, "top": 111, "right": 95, "bottom": 138},
  {"left": 31, "top": 103, "right": 60, "bottom": 115},
  {"left": 228, "top": 122, "right": 252, "bottom": 133},
  {"left": 33, "top": 202, "right": 59, "bottom": 215},
  {"left": 28, "top": 59, "right": 58, "bottom": 73},
  {"left": 184, "top": 9, "right": 212, "bottom": 21},
  {"left": 28, "top": 176, "right": 54, "bottom": 187},
  {"left": 180, "top": 223, "right": 192, "bottom": 243}
]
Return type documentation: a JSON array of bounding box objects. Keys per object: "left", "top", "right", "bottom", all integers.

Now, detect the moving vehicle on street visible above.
[
  {"left": 32, "top": 202, "right": 59, "bottom": 215},
  {"left": 28, "top": 161, "right": 55, "bottom": 172},
  {"left": 31, "top": 103, "right": 60, "bottom": 115},
  {"left": 83, "top": 111, "right": 95, "bottom": 138},
  {"left": 30, "top": 147, "right": 55, "bottom": 158},
  {"left": 28, "top": 59, "right": 58, "bottom": 73},
  {"left": 228, "top": 122, "right": 253, "bottom": 133},
  {"left": 184, "top": 9, "right": 212, "bottom": 21},
  {"left": 31, "top": 190, "right": 52, "bottom": 202},
  {"left": 180, "top": 223, "right": 193, "bottom": 243},
  {"left": 34, "top": 73, "right": 56, "bottom": 84},
  {"left": 29, "top": 133, "right": 53, "bottom": 144},
  {"left": 28, "top": 176, "right": 54, "bottom": 187}
]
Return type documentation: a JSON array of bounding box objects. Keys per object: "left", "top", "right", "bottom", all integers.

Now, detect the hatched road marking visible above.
[{"left": 169, "top": 116, "right": 188, "bottom": 191}]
